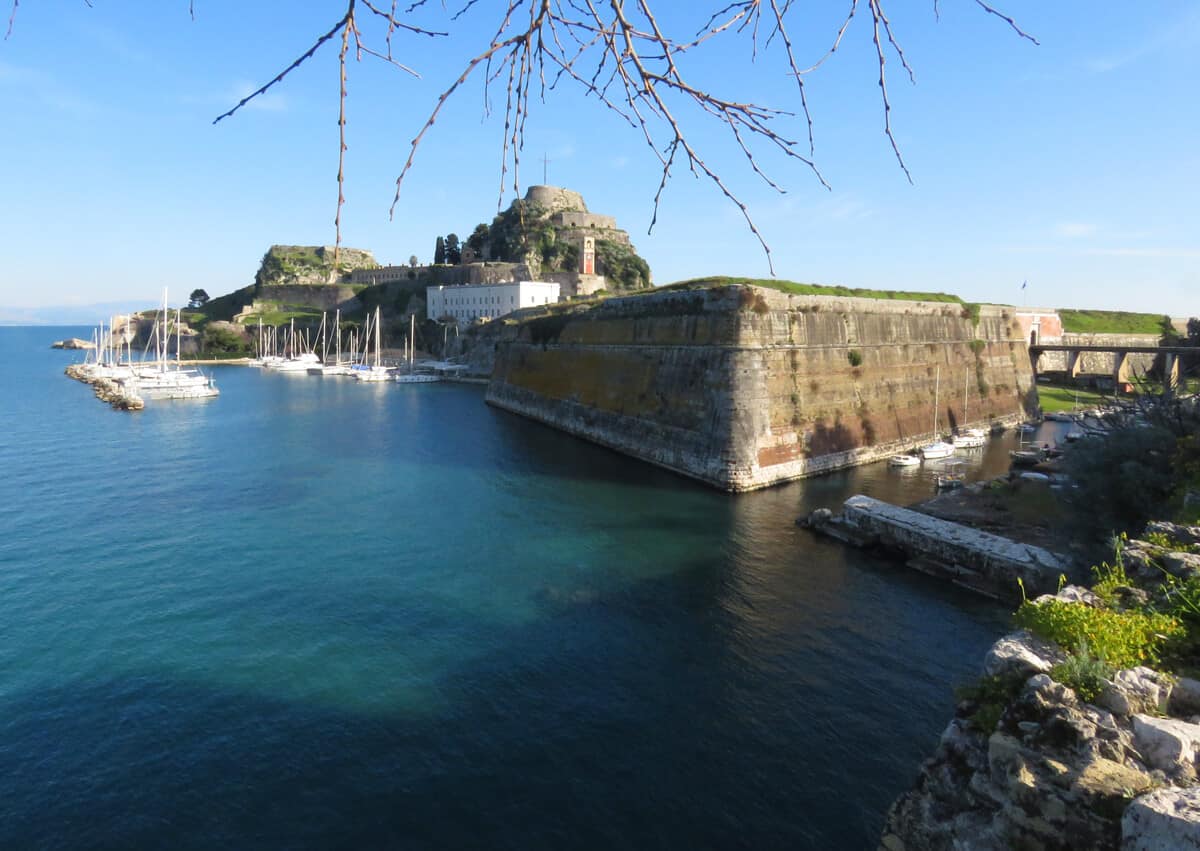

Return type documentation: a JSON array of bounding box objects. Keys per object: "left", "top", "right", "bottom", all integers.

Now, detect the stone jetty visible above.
[
  {"left": 64, "top": 364, "right": 144, "bottom": 411},
  {"left": 804, "top": 495, "right": 1067, "bottom": 602}
]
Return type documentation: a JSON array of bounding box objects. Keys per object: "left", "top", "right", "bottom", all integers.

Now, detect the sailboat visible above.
[
  {"left": 269, "top": 317, "right": 321, "bottom": 372},
  {"left": 952, "top": 368, "right": 987, "bottom": 448},
  {"left": 353, "top": 307, "right": 392, "bottom": 382},
  {"left": 319, "top": 309, "right": 354, "bottom": 375},
  {"left": 126, "top": 301, "right": 219, "bottom": 399},
  {"left": 394, "top": 313, "right": 439, "bottom": 383},
  {"left": 920, "top": 365, "right": 956, "bottom": 460}
]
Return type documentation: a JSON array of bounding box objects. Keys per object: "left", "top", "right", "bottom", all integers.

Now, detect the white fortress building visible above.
[{"left": 426, "top": 281, "right": 560, "bottom": 324}]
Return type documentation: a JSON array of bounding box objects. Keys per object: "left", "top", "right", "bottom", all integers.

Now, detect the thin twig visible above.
[
  {"left": 5, "top": 0, "right": 18, "bottom": 40},
  {"left": 212, "top": 8, "right": 353, "bottom": 124},
  {"left": 974, "top": 0, "right": 1039, "bottom": 45}
]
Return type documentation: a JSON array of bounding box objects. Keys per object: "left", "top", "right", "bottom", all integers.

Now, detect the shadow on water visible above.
[{"left": 0, "top": 544, "right": 1007, "bottom": 850}]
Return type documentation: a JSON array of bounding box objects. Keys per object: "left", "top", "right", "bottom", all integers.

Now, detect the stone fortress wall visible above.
[{"left": 485, "top": 285, "right": 1035, "bottom": 491}]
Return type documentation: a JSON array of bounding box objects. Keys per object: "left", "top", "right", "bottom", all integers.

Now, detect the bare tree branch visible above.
[
  {"left": 975, "top": 0, "right": 1039, "bottom": 45},
  {"left": 5, "top": 0, "right": 19, "bottom": 40},
  {"left": 8, "top": 0, "right": 1038, "bottom": 272},
  {"left": 212, "top": 7, "right": 354, "bottom": 125}
]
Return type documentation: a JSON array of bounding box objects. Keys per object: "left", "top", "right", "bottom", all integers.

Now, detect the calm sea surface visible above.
[{"left": 0, "top": 326, "right": 1029, "bottom": 848}]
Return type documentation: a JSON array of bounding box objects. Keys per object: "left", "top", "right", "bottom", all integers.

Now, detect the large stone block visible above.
[{"left": 1122, "top": 787, "right": 1200, "bottom": 850}]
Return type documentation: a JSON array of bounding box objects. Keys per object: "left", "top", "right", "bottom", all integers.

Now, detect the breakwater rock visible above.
[
  {"left": 805, "top": 495, "right": 1069, "bottom": 602},
  {"left": 486, "top": 285, "right": 1036, "bottom": 491},
  {"left": 51, "top": 338, "right": 94, "bottom": 350}
]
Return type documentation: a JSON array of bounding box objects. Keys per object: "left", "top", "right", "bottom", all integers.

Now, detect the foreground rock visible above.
[
  {"left": 880, "top": 613, "right": 1200, "bottom": 849},
  {"left": 1122, "top": 787, "right": 1200, "bottom": 849}
]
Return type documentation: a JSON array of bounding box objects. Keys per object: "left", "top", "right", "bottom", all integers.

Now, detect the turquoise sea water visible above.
[{"left": 0, "top": 327, "right": 1015, "bottom": 848}]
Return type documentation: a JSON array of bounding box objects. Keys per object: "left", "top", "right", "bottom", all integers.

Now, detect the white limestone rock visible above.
[
  {"left": 1098, "top": 668, "right": 1172, "bottom": 717},
  {"left": 1122, "top": 787, "right": 1200, "bottom": 850},
  {"left": 983, "top": 631, "right": 1063, "bottom": 678},
  {"left": 1132, "top": 715, "right": 1200, "bottom": 778},
  {"left": 1162, "top": 552, "right": 1200, "bottom": 579}
]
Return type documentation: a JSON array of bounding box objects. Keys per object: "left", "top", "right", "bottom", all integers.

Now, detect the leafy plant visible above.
[
  {"left": 1049, "top": 642, "right": 1112, "bottom": 702},
  {"left": 1014, "top": 598, "right": 1183, "bottom": 670},
  {"left": 847, "top": 349, "right": 863, "bottom": 367}
]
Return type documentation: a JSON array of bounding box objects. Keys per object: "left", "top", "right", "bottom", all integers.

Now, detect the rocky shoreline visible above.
[{"left": 880, "top": 522, "right": 1200, "bottom": 849}]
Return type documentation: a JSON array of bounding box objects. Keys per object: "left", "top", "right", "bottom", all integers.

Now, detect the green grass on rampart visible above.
[
  {"left": 1036, "top": 384, "right": 1112, "bottom": 414},
  {"left": 660, "top": 276, "right": 963, "bottom": 304},
  {"left": 1058, "top": 309, "right": 1166, "bottom": 335},
  {"left": 236, "top": 305, "right": 324, "bottom": 326}
]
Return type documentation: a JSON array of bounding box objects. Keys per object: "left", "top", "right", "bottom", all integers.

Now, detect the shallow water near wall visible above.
[{"left": 0, "top": 327, "right": 1034, "bottom": 848}]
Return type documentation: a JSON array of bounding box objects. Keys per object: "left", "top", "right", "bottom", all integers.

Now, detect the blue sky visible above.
[{"left": 1, "top": 1, "right": 1196, "bottom": 317}]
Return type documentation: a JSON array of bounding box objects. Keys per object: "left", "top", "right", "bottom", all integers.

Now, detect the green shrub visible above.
[
  {"left": 956, "top": 673, "right": 1025, "bottom": 733},
  {"left": 1063, "top": 422, "right": 1181, "bottom": 559},
  {"left": 1013, "top": 598, "right": 1183, "bottom": 670},
  {"left": 1049, "top": 643, "right": 1112, "bottom": 702},
  {"left": 847, "top": 349, "right": 863, "bottom": 367}
]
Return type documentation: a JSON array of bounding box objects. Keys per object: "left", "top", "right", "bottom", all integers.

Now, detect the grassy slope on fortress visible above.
[
  {"left": 1057, "top": 309, "right": 1166, "bottom": 335},
  {"left": 659, "top": 276, "right": 965, "bottom": 304}
]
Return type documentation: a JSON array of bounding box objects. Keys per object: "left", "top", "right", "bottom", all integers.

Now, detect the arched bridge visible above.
[{"left": 1029, "top": 343, "right": 1192, "bottom": 393}]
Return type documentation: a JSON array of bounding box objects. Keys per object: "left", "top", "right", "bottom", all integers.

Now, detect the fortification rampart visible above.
[
  {"left": 485, "top": 286, "right": 1036, "bottom": 491},
  {"left": 252, "top": 284, "right": 361, "bottom": 312}
]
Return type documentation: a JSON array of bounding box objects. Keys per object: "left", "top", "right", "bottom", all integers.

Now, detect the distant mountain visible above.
[{"left": 0, "top": 301, "right": 162, "bottom": 326}]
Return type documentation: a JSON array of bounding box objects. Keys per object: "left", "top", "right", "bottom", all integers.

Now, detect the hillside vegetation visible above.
[{"left": 254, "top": 244, "right": 376, "bottom": 287}]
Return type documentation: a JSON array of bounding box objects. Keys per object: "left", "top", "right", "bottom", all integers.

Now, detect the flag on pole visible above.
[{"left": 1021, "top": 280, "right": 1027, "bottom": 290}]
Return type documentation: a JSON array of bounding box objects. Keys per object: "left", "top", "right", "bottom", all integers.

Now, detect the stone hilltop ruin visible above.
[{"left": 349, "top": 184, "right": 651, "bottom": 297}]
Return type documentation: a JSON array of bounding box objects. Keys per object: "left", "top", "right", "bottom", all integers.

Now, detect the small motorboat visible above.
[
  {"left": 889, "top": 454, "right": 921, "bottom": 467},
  {"left": 1010, "top": 448, "right": 1045, "bottom": 467},
  {"left": 936, "top": 473, "right": 965, "bottom": 490},
  {"left": 1064, "top": 429, "right": 1085, "bottom": 442},
  {"left": 952, "top": 433, "right": 986, "bottom": 449},
  {"left": 935, "top": 460, "right": 967, "bottom": 490}
]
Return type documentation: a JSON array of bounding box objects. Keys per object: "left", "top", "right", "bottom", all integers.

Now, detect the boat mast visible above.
[
  {"left": 963, "top": 367, "right": 969, "bottom": 424},
  {"left": 334, "top": 309, "right": 341, "bottom": 364},
  {"left": 374, "top": 306, "right": 381, "bottom": 368},
  {"left": 933, "top": 365, "right": 940, "bottom": 437},
  {"left": 161, "top": 288, "right": 169, "bottom": 370}
]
